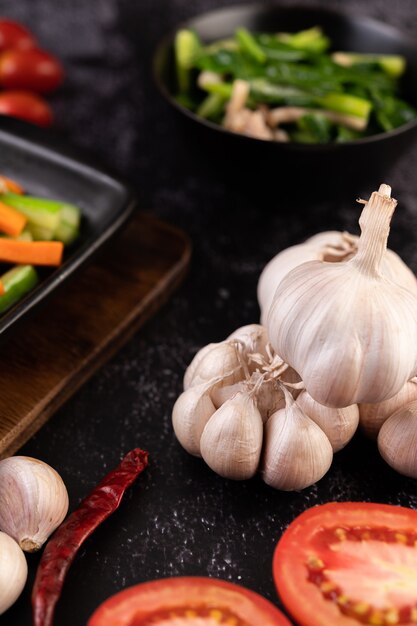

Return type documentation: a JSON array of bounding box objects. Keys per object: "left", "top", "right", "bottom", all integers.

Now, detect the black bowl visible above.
[{"left": 154, "top": 4, "right": 417, "bottom": 200}]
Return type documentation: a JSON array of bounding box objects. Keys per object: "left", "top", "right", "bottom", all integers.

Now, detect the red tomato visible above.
[
  {"left": 88, "top": 577, "right": 292, "bottom": 626},
  {"left": 0, "top": 48, "right": 63, "bottom": 93},
  {"left": 273, "top": 502, "right": 417, "bottom": 626},
  {"left": 0, "top": 91, "right": 53, "bottom": 126},
  {"left": 0, "top": 19, "right": 36, "bottom": 51}
]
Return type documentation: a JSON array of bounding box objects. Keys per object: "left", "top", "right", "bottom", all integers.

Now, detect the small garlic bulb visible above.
[
  {"left": 0, "top": 456, "right": 69, "bottom": 552},
  {"left": 0, "top": 531, "right": 27, "bottom": 615},
  {"left": 268, "top": 185, "right": 417, "bottom": 408},
  {"left": 297, "top": 390, "right": 359, "bottom": 452},
  {"left": 183, "top": 340, "right": 244, "bottom": 390},
  {"left": 172, "top": 380, "right": 217, "bottom": 457},
  {"left": 360, "top": 379, "right": 417, "bottom": 439},
  {"left": 262, "top": 386, "right": 333, "bottom": 490},
  {"left": 200, "top": 391, "right": 263, "bottom": 480},
  {"left": 378, "top": 400, "right": 417, "bottom": 478}
]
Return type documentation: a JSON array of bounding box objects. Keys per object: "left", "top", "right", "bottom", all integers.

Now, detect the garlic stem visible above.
[{"left": 354, "top": 185, "right": 397, "bottom": 276}]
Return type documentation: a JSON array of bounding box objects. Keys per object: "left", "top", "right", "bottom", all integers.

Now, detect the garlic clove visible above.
[
  {"left": 359, "top": 379, "right": 417, "bottom": 439},
  {"left": 0, "top": 531, "right": 27, "bottom": 615},
  {"left": 183, "top": 342, "right": 217, "bottom": 390},
  {"left": 297, "top": 390, "right": 359, "bottom": 452},
  {"left": 200, "top": 391, "right": 263, "bottom": 480},
  {"left": 262, "top": 387, "right": 333, "bottom": 491},
  {"left": 211, "top": 381, "right": 245, "bottom": 409},
  {"left": 172, "top": 380, "right": 217, "bottom": 457},
  {"left": 0, "top": 456, "right": 69, "bottom": 552},
  {"left": 253, "top": 377, "right": 285, "bottom": 422},
  {"left": 184, "top": 340, "right": 244, "bottom": 390},
  {"left": 378, "top": 400, "right": 417, "bottom": 478},
  {"left": 227, "top": 323, "right": 268, "bottom": 357},
  {"left": 267, "top": 185, "right": 417, "bottom": 408}
]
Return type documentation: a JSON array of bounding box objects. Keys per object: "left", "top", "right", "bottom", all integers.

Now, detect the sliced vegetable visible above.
[
  {"left": 297, "top": 112, "right": 332, "bottom": 143},
  {"left": 332, "top": 51, "right": 406, "bottom": 78},
  {"left": 276, "top": 26, "right": 330, "bottom": 53},
  {"left": 0, "top": 199, "right": 27, "bottom": 237},
  {"left": 0, "top": 239, "right": 63, "bottom": 266},
  {"left": 197, "top": 92, "right": 226, "bottom": 120},
  {"left": 236, "top": 27, "right": 267, "bottom": 64},
  {"left": 273, "top": 502, "right": 417, "bottom": 626},
  {"left": 0, "top": 265, "right": 37, "bottom": 311},
  {"left": 175, "top": 29, "right": 201, "bottom": 93},
  {"left": 54, "top": 203, "right": 81, "bottom": 245},
  {"left": 88, "top": 577, "right": 292, "bottom": 626},
  {"left": 0, "top": 91, "right": 53, "bottom": 127},
  {"left": 0, "top": 48, "right": 63, "bottom": 93},
  {"left": 32, "top": 449, "right": 149, "bottom": 626},
  {"left": 317, "top": 92, "right": 372, "bottom": 120},
  {"left": 0, "top": 175, "right": 24, "bottom": 195}
]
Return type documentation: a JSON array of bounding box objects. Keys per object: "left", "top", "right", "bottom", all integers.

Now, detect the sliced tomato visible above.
[
  {"left": 0, "top": 20, "right": 36, "bottom": 52},
  {"left": 273, "top": 502, "right": 417, "bottom": 626},
  {"left": 88, "top": 577, "right": 292, "bottom": 626}
]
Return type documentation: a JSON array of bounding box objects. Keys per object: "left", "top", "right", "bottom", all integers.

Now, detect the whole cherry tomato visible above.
[
  {"left": 0, "top": 20, "right": 36, "bottom": 51},
  {"left": 0, "top": 91, "right": 53, "bottom": 126},
  {"left": 0, "top": 48, "right": 63, "bottom": 93}
]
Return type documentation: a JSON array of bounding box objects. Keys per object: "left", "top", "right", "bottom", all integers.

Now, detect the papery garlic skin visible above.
[
  {"left": 172, "top": 381, "right": 217, "bottom": 457},
  {"left": 0, "top": 531, "right": 27, "bottom": 615},
  {"left": 297, "top": 390, "right": 359, "bottom": 452},
  {"left": 227, "top": 323, "right": 268, "bottom": 356},
  {"left": 378, "top": 400, "right": 417, "bottom": 478},
  {"left": 360, "top": 380, "right": 417, "bottom": 439},
  {"left": 200, "top": 391, "right": 263, "bottom": 480},
  {"left": 262, "top": 393, "right": 333, "bottom": 491},
  {"left": 0, "top": 456, "right": 69, "bottom": 552},
  {"left": 268, "top": 186, "right": 417, "bottom": 408}
]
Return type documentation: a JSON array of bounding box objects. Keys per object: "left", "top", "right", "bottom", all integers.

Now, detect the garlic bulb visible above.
[
  {"left": 268, "top": 185, "right": 417, "bottom": 408},
  {"left": 183, "top": 340, "right": 244, "bottom": 390},
  {"left": 172, "top": 380, "right": 217, "bottom": 457},
  {"left": 0, "top": 531, "right": 27, "bottom": 615},
  {"left": 0, "top": 456, "right": 69, "bottom": 552},
  {"left": 378, "top": 400, "right": 417, "bottom": 478},
  {"left": 262, "top": 386, "right": 333, "bottom": 490},
  {"left": 258, "top": 231, "right": 354, "bottom": 324},
  {"left": 259, "top": 228, "right": 417, "bottom": 325},
  {"left": 297, "top": 390, "right": 359, "bottom": 452},
  {"left": 200, "top": 391, "right": 263, "bottom": 480},
  {"left": 360, "top": 379, "right": 417, "bottom": 439}
]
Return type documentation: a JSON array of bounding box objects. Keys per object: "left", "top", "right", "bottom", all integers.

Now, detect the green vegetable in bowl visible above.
[{"left": 174, "top": 26, "right": 416, "bottom": 143}]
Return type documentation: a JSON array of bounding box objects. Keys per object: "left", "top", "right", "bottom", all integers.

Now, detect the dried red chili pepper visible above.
[{"left": 32, "top": 448, "right": 149, "bottom": 626}]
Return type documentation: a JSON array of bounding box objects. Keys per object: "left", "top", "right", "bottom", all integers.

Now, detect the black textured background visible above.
[{"left": 2, "top": 1, "right": 417, "bottom": 625}]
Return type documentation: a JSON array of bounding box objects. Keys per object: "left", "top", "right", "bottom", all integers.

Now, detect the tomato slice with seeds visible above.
[
  {"left": 87, "top": 577, "right": 291, "bottom": 626},
  {"left": 273, "top": 502, "right": 417, "bottom": 626}
]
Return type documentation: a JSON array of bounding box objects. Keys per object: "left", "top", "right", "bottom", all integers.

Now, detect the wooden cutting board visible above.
[{"left": 0, "top": 212, "right": 191, "bottom": 459}]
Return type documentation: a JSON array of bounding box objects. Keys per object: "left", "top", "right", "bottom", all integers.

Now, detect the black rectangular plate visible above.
[{"left": 0, "top": 117, "right": 136, "bottom": 343}]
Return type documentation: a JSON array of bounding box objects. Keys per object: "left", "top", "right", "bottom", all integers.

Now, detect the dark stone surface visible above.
[{"left": 1, "top": 1, "right": 417, "bottom": 624}]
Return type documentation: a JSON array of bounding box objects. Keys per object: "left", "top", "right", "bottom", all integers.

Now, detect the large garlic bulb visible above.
[
  {"left": 258, "top": 229, "right": 417, "bottom": 324},
  {"left": 0, "top": 456, "right": 69, "bottom": 552},
  {"left": 262, "top": 386, "right": 333, "bottom": 490},
  {"left": 268, "top": 185, "right": 417, "bottom": 408},
  {"left": 0, "top": 531, "right": 27, "bottom": 615},
  {"left": 200, "top": 391, "right": 263, "bottom": 480},
  {"left": 378, "top": 400, "right": 417, "bottom": 478}
]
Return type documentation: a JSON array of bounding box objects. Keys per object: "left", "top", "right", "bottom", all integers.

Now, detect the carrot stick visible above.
[
  {"left": 0, "top": 200, "right": 27, "bottom": 236},
  {"left": 0, "top": 280, "right": 4, "bottom": 296},
  {"left": 0, "top": 239, "right": 63, "bottom": 266},
  {"left": 0, "top": 175, "right": 24, "bottom": 195}
]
